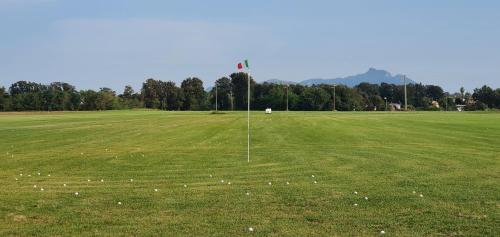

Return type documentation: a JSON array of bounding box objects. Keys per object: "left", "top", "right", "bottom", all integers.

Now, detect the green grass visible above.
[{"left": 0, "top": 110, "right": 499, "bottom": 236}]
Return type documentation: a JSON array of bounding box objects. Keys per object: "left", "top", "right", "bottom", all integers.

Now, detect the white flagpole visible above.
[{"left": 247, "top": 67, "right": 251, "bottom": 163}]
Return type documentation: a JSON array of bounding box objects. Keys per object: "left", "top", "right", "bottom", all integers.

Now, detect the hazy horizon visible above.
[{"left": 1, "top": 0, "right": 499, "bottom": 93}]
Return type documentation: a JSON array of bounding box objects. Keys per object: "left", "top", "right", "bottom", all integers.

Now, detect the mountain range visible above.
[{"left": 263, "top": 68, "right": 416, "bottom": 87}]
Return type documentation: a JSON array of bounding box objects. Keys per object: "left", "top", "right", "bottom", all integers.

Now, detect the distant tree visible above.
[
  {"left": 181, "top": 77, "right": 205, "bottom": 110},
  {"left": 0, "top": 87, "right": 10, "bottom": 111},
  {"left": 141, "top": 79, "right": 161, "bottom": 109},
  {"left": 209, "top": 77, "right": 232, "bottom": 110},
  {"left": 96, "top": 88, "right": 117, "bottom": 110},
  {"left": 79, "top": 90, "right": 98, "bottom": 110},
  {"left": 473, "top": 85, "right": 496, "bottom": 109},
  {"left": 230, "top": 72, "right": 256, "bottom": 110},
  {"left": 298, "top": 86, "right": 329, "bottom": 110},
  {"left": 425, "top": 85, "right": 444, "bottom": 101},
  {"left": 119, "top": 85, "right": 142, "bottom": 109}
]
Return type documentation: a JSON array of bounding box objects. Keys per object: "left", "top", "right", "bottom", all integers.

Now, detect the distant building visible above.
[
  {"left": 431, "top": 101, "right": 440, "bottom": 109},
  {"left": 389, "top": 103, "right": 401, "bottom": 111},
  {"left": 456, "top": 105, "right": 466, "bottom": 112}
]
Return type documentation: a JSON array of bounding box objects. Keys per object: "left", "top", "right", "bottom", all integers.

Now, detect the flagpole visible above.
[{"left": 247, "top": 68, "right": 251, "bottom": 163}]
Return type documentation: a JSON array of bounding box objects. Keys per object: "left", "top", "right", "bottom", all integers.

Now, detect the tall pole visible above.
[
  {"left": 404, "top": 75, "right": 408, "bottom": 111},
  {"left": 333, "top": 84, "right": 336, "bottom": 111},
  {"left": 247, "top": 69, "right": 251, "bottom": 163},
  {"left": 230, "top": 90, "right": 234, "bottom": 111},
  {"left": 215, "top": 82, "right": 218, "bottom": 112},
  {"left": 445, "top": 96, "right": 448, "bottom": 112},
  {"left": 384, "top": 97, "right": 387, "bottom": 111},
  {"left": 286, "top": 84, "right": 289, "bottom": 111}
]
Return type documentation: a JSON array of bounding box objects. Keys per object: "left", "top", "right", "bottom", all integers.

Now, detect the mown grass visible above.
[{"left": 0, "top": 110, "right": 499, "bottom": 236}]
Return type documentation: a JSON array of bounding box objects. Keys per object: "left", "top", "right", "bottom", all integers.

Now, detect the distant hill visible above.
[{"left": 263, "top": 68, "right": 416, "bottom": 87}]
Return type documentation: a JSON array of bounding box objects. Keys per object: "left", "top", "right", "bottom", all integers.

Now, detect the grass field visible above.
[{"left": 0, "top": 110, "right": 499, "bottom": 236}]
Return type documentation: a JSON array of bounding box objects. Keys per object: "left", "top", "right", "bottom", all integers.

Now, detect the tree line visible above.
[{"left": 1, "top": 72, "right": 499, "bottom": 111}]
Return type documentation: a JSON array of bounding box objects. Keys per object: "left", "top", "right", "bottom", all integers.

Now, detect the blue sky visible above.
[{"left": 1, "top": 0, "right": 499, "bottom": 92}]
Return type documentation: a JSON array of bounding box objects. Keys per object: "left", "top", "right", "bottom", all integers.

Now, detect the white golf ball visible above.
[
  {"left": 354, "top": 191, "right": 358, "bottom": 194},
  {"left": 311, "top": 175, "right": 315, "bottom": 178},
  {"left": 154, "top": 189, "right": 158, "bottom": 192},
  {"left": 20, "top": 174, "right": 23, "bottom": 176},
  {"left": 74, "top": 192, "right": 79, "bottom": 196},
  {"left": 246, "top": 192, "right": 250, "bottom": 196},
  {"left": 380, "top": 230, "right": 385, "bottom": 234},
  {"left": 63, "top": 184, "right": 67, "bottom": 187},
  {"left": 419, "top": 194, "right": 424, "bottom": 197},
  {"left": 286, "top": 182, "right": 290, "bottom": 185},
  {"left": 268, "top": 182, "right": 272, "bottom": 185},
  {"left": 209, "top": 174, "right": 213, "bottom": 178},
  {"left": 100, "top": 179, "right": 104, "bottom": 182},
  {"left": 412, "top": 191, "right": 416, "bottom": 194},
  {"left": 313, "top": 181, "right": 317, "bottom": 184},
  {"left": 15, "top": 178, "right": 18, "bottom": 181},
  {"left": 228, "top": 182, "right": 231, "bottom": 185},
  {"left": 220, "top": 180, "right": 224, "bottom": 183},
  {"left": 87, "top": 179, "right": 91, "bottom": 182},
  {"left": 130, "top": 179, "right": 134, "bottom": 182},
  {"left": 118, "top": 201, "right": 122, "bottom": 205},
  {"left": 364, "top": 197, "right": 368, "bottom": 200},
  {"left": 354, "top": 203, "right": 358, "bottom": 206},
  {"left": 40, "top": 188, "right": 44, "bottom": 191},
  {"left": 37, "top": 172, "right": 41, "bottom": 176},
  {"left": 248, "top": 227, "right": 254, "bottom": 232},
  {"left": 47, "top": 174, "right": 51, "bottom": 177},
  {"left": 33, "top": 185, "right": 37, "bottom": 188},
  {"left": 183, "top": 184, "right": 187, "bottom": 188},
  {"left": 28, "top": 174, "right": 31, "bottom": 177}
]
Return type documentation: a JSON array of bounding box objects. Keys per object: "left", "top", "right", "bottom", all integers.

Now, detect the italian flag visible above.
[{"left": 237, "top": 60, "right": 249, "bottom": 70}]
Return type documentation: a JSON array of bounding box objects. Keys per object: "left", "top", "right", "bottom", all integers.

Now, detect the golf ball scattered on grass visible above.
[
  {"left": 74, "top": 192, "right": 79, "bottom": 196},
  {"left": 286, "top": 182, "right": 290, "bottom": 185},
  {"left": 228, "top": 182, "right": 231, "bottom": 185},
  {"left": 130, "top": 179, "right": 133, "bottom": 182},
  {"left": 419, "top": 194, "right": 424, "bottom": 197},
  {"left": 183, "top": 184, "right": 187, "bottom": 188},
  {"left": 220, "top": 180, "right": 224, "bottom": 183},
  {"left": 154, "top": 189, "right": 158, "bottom": 192},
  {"left": 248, "top": 227, "right": 254, "bottom": 232},
  {"left": 118, "top": 201, "right": 122, "bottom": 205},
  {"left": 40, "top": 188, "right": 44, "bottom": 191},
  {"left": 268, "top": 182, "right": 272, "bottom": 185},
  {"left": 354, "top": 203, "right": 358, "bottom": 206},
  {"left": 63, "top": 184, "right": 66, "bottom": 187},
  {"left": 246, "top": 192, "right": 250, "bottom": 196},
  {"left": 380, "top": 230, "right": 385, "bottom": 234},
  {"left": 33, "top": 185, "right": 37, "bottom": 188},
  {"left": 313, "top": 181, "right": 317, "bottom": 184},
  {"left": 100, "top": 179, "right": 104, "bottom": 182},
  {"left": 364, "top": 197, "right": 369, "bottom": 200},
  {"left": 354, "top": 191, "right": 358, "bottom": 195}
]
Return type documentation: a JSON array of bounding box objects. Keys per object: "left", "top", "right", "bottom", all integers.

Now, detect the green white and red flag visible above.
[{"left": 237, "top": 60, "right": 249, "bottom": 70}]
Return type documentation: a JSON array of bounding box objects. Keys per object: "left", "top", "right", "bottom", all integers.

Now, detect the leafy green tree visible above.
[
  {"left": 79, "top": 90, "right": 98, "bottom": 110},
  {"left": 473, "top": 85, "right": 496, "bottom": 108},
  {"left": 141, "top": 79, "right": 161, "bottom": 109},
  {"left": 0, "top": 87, "right": 10, "bottom": 111},
  {"left": 209, "top": 77, "right": 232, "bottom": 110},
  {"left": 230, "top": 72, "right": 256, "bottom": 110},
  {"left": 96, "top": 88, "right": 117, "bottom": 110},
  {"left": 181, "top": 77, "right": 205, "bottom": 110}
]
